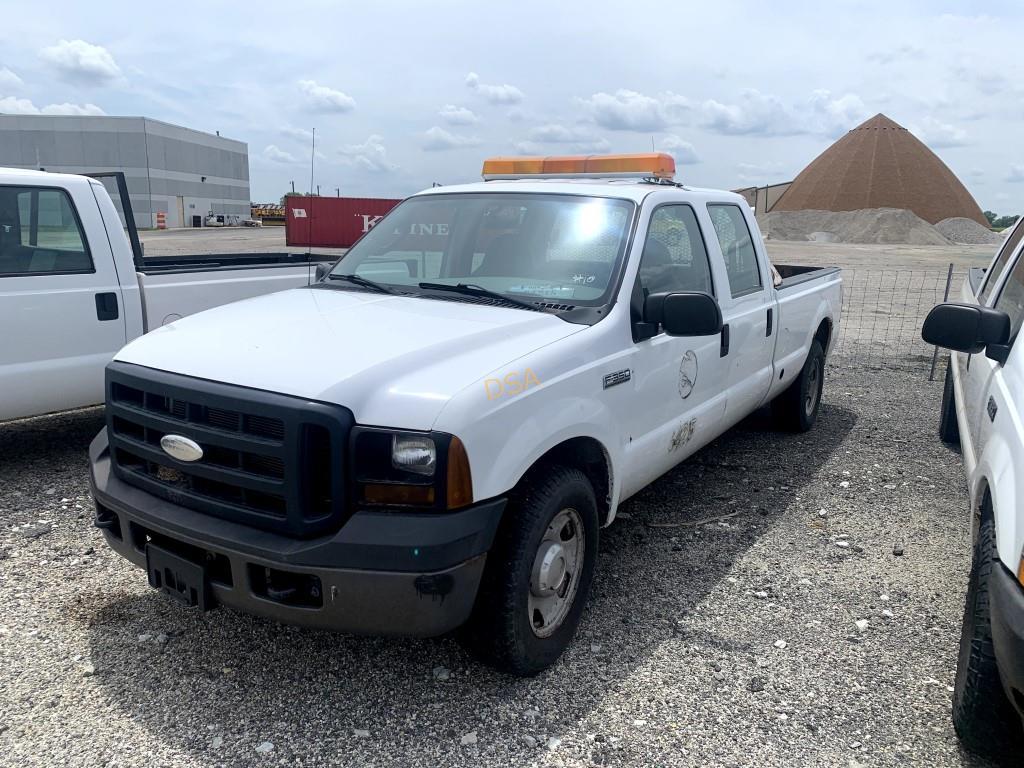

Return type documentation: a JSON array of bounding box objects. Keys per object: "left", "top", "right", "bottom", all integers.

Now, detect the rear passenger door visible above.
[
  {"left": 621, "top": 203, "right": 729, "bottom": 496},
  {"left": 0, "top": 183, "right": 126, "bottom": 421},
  {"left": 706, "top": 203, "right": 775, "bottom": 427}
]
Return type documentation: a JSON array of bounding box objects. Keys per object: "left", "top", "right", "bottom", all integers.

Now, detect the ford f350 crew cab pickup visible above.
[
  {"left": 922, "top": 217, "right": 1024, "bottom": 759},
  {"left": 0, "top": 168, "right": 328, "bottom": 422},
  {"left": 89, "top": 153, "right": 842, "bottom": 674}
]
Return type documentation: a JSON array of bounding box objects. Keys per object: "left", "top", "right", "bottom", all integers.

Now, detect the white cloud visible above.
[
  {"left": 39, "top": 39, "right": 121, "bottom": 85},
  {"left": 421, "top": 125, "right": 481, "bottom": 151},
  {"left": 867, "top": 44, "right": 925, "bottom": 65},
  {"left": 735, "top": 160, "right": 787, "bottom": 184},
  {"left": 465, "top": 72, "right": 524, "bottom": 105},
  {"left": 40, "top": 102, "right": 105, "bottom": 115},
  {"left": 1004, "top": 165, "right": 1024, "bottom": 183},
  {"left": 339, "top": 135, "right": 396, "bottom": 172},
  {"left": 0, "top": 96, "right": 104, "bottom": 116},
  {"left": 913, "top": 117, "right": 969, "bottom": 148},
  {"left": 660, "top": 135, "right": 700, "bottom": 164},
  {"left": 579, "top": 90, "right": 690, "bottom": 132},
  {"left": 439, "top": 104, "right": 479, "bottom": 125},
  {"left": 701, "top": 89, "right": 867, "bottom": 138},
  {"left": 0, "top": 96, "right": 40, "bottom": 114},
  {"left": 263, "top": 144, "right": 297, "bottom": 163},
  {"left": 280, "top": 125, "right": 314, "bottom": 142},
  {"left": 523, "top": 123, "right": 610, "bottom": 153},
  {"left": 298, "top": 79, "right": 356, "bottom": 113},
  {"left": 0, "top": 67, "right": 23, "bottom": 90}
]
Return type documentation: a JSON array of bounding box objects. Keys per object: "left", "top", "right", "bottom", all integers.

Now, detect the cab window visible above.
[
  {"left": 993, "top": 252, "right": 1024, "bottom": 345},
  {"left": 708, "top": 203, "right": 761, "bottom": 297},
  {"left": 0, "top": 186, "right": 92, "bottom": 276},
  {"left": 637, "top": 204, "right": 714, "bottom": 296},
  {"left": 978, "top": 220, "right": 1024, "bottom": 304}
]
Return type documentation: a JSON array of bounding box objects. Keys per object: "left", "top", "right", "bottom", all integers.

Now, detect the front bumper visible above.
[
  {"left": 989, "top": 561, "right": 1024, "bottom": 719},
  {"left": 89, "top": 430, "right": 505, "bottom": 636}
]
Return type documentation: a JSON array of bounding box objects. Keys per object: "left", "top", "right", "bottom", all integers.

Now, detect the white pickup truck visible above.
[
  {"left": 922, "top": 217, "right": 1024, "bottom": 759},
  {"left": 1, "top": 168, "right": 328, "bottom": 422},
  {"left": 89, "top": 153, "right": 842, "bottom": 674}
]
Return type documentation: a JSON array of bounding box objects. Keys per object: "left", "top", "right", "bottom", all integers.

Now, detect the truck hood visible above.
[{"left": 115, "top": 286, "right": 585, "bottom": 430}]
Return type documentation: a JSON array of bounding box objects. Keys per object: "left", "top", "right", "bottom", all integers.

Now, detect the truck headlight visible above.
[
  {"left": 351, "top": 428, "right": 472, "bottom": 510},
  {"left": 391, "top": 435, "right": 436, "bottom": 476}
]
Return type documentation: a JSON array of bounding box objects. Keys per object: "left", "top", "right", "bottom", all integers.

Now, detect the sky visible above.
[{"left": 1, "top": 0, "right": 1022, "bottom": 212}]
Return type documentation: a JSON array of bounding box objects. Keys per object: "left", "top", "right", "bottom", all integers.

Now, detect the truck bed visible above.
[{"left": 774, "top": 263, "right": 841, "bottom": 290}]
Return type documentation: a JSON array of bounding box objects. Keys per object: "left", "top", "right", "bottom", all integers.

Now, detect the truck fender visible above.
[{"left": 973, "top": 433, "right": 1021, "bottom": 570}]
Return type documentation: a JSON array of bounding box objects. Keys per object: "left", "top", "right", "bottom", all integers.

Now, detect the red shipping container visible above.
[{"left": 285, "top": 196, "right": 403, "bottom": 248}]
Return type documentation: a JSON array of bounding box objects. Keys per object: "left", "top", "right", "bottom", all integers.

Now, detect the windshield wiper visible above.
[
  {"left": 326, "top": 273, "right": 397, "bottom": 295},
  {"left": 417, "top": 282, "right": 541, "bottom": 311}
]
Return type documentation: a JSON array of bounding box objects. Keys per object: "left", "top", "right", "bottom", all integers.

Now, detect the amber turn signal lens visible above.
[
  {"left": 361, "top": 484, "right": 435, "bottom": 506},
  {"left": 446, "top": 436, "right": 473, "bottom": 510}
]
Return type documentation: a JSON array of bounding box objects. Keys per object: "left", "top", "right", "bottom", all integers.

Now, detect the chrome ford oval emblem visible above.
[{"left": 160, "top": 434, "right": 204, "bottom": 462}]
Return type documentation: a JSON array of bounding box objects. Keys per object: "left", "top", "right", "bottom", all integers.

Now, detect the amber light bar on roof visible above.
[{"left": 482, "top": 153, "right": 676, "bottom": 181}]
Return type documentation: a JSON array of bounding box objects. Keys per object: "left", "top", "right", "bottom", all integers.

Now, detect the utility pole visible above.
[
  {"left": 316, "top": 184, "right": 320, "bottom": 196},
  {"left": 290, "top": 180, "right": 295, "bottom": 194},
  {"left": 335, "top": 187, "right": 340, "bottom": 197}
]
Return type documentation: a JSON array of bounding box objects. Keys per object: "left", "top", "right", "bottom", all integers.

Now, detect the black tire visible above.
[
  {"left": 952, "top": 498, "right": 1023, "bottom": 760},
  {"left": 772, "top": 340, "right": 825, "bottom": 432},
  {"left": 460, "top": 465, "right": 599, "bottom": 676},
  {"left": 939, "top": 356, "right": 961, "bottom": 444}
]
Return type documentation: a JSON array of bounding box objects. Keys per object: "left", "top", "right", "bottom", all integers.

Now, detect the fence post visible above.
[{"left": 928, "top": 262, "right": 956, "bottom": 381}]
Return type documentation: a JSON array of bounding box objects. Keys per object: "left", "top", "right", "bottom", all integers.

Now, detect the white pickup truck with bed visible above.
[
  {"left": 89, "top": 153, "right": 842, "bottom": 674},
  {"left": 0, "top": 168, "right": 328, "bottom": 422},
  {"left": 922, "top": 217, "right": 1024, "bottom": 760}
]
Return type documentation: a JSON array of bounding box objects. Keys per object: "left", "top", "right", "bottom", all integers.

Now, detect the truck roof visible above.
[{"left": 415, "top": 178, "right": 749, "bottom": 206}]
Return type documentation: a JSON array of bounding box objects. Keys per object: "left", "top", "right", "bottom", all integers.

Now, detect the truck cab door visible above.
[
  {"left": 620, "top": 203, "right": 729, "bottom": 498},
  {"left": 704, "top": 203, "right": 775, "bottom": 428},
  {"left": 0, "top": 182, "right": 127, "bottom": 421},
  {"left": 963, "top": 223, "right": 1024, "bottom": 461}
]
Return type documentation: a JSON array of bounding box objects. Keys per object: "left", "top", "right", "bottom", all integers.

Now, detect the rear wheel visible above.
[
  {"left": 939, "top": 356, "right": 960, "bottom": 444},
  {"left": 952, "top": 498, "right": 1023, "bottom": 759},
  {"left": 773, "top": 340, "right": 825, "bottom": 432},
  {"left": 460, "top": 465, "right": 598, "bottom": 676}
]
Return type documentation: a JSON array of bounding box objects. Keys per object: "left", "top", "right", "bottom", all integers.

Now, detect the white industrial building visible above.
[{"left": 0, "top": 115, "right": 250, "bottom": 229}]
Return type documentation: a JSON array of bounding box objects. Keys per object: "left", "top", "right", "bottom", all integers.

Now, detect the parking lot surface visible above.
[{"left": 0, "top": 358, "right": 992, "bottom": 767}]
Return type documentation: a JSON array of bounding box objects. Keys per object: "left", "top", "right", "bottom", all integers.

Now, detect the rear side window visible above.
[
  {"left": 0, "top": 186, "right": 92, "bottom": 276},
  {"left": 993, "top": 253, "right": 1024, "bottom": 346},
  {"left": 979, "top": 220, "right": 1024, "bottom": 304},
  {"left": 708, "top": 203, "right": 761, "bottom": 297},
  {"left": 637, "top": 204, "right": 714, "bottom": 296}
]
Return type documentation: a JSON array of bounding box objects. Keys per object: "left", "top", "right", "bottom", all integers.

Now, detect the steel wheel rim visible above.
[
  {"left": 805, "top": 357, "right": 821, "bottom": 417},
  {"left": 528, "top": 507, "right": 585, "bottom": 638}
]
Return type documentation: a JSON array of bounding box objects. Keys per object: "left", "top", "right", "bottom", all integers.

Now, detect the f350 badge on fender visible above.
[{"left": 678, "top": 351, "right": 698, "bottom": 399}]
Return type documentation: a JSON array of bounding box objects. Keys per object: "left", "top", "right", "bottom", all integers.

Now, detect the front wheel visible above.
[
  {"left": 773, "top": 339, "right": 825, "bottom": 432},
  {"left": 460, "top": 465, "right": 599, "bottom": 676},
  {"left": 952, "top": 499, "right": 1023, "bottom": 759}
]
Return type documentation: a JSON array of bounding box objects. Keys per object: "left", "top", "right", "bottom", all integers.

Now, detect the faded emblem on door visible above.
[{"left": 678, "top": 351, "right": 698, "bottom": 399}]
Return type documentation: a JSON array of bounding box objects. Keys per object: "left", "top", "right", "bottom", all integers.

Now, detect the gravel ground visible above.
[{"left": 0, "top": 362, "right": 998, "bottom": 767}]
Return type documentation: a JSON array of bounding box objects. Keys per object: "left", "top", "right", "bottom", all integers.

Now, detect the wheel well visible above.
[
  {"left": 814, "top": 318, "right": 832, "bottom": 351},
  {"left": 523, "top": 437, "right": 613, "bottom": 526}
]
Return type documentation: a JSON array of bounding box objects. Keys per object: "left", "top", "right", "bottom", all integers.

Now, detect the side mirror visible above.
[
  {"left": 315, "top": 262, "right": 330, "bottom": 281},
  {"left": 644, "top": 291, "right": 723, "bottom": 336},
  {"left": 922, "top": 303, "right": 1011, "bottom": 361}
]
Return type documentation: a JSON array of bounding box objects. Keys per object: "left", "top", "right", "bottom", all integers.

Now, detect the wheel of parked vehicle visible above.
[
  {"left": 952, "top": 497, "right": 1023, "bottom": 760},
  {"left": 939, "top": 356, "right": 960, "bottom": 444},
  {"left": 773, "top": 339, "right": 825, "bottom": 432},
  {"left": 460, "top": 465, "right": 598, "bottom": 676}
]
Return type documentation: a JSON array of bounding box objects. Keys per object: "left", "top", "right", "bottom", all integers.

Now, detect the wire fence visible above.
[{"left": 828, "top": 265, "right": 962, "bottom": 375}]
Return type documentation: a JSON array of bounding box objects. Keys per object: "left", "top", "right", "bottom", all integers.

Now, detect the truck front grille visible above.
[{"left": 105, "top": 362, "right": 352, "bottom": 538}]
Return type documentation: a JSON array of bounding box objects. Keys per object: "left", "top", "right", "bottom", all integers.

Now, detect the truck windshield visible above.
[{"left": 329, "top": 193, "right": 635, "bottom": 306}]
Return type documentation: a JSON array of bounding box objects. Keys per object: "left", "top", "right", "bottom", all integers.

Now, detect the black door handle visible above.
[
  {"left": 766, "top": 307, "right": 773, "bottom": 336},
  {"left": 720, "top": 323, "right": 730, "bottom": 357},
  {"left": 95, "top": 292, "right": 119, "bottom": 321}
]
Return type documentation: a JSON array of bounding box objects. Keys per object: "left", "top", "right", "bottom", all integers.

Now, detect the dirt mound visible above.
[
  {"left": 760, "top": 208, "right": 952, "bottom": 245},
  {"left": 934, "top": 217, "right": 1002, "bottom": 245}
]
